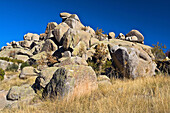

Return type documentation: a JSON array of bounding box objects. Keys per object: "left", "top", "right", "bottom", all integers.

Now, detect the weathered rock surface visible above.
[
  {"left": 33, "top": 67, "right": 59, "bottom": 88},
  {"left": 56, "top": 57, "right": 88, "bottom": 67},
  {"left": 24, "top": 33, "right": 39, "bottom": 41},
  {"left": 0, "top": 60, "right": 13, "bottom": 70},
  {"left": 19, "top": 66, "right": 38, "bottom": 79},
  {"left": 53, "top": 22, "right": 70, "bottom": 45},
  {"left": 45, "top": 22, "right": 58, "bottom": 34},
  {"left": 42, "top": 65, "right": 98, "bottom": 98},
  {"left": 109, "top": 44, "right": 156, "bottom": 78},
  {"left": 15, "top": 55, "right": 29, "bottom": 62},
  {"left": 6, "top": 84, "right": 36, "bottom": 101},
  {"left": 41, "top": 39, "right": 58, "bottom": 54}
]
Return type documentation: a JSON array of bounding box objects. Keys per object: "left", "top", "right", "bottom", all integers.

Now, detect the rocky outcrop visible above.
[{"left": 42, "top": 65, "right": 98, "bottom": 99}]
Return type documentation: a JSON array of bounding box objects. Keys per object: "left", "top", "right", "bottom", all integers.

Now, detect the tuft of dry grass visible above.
[
  {"left": 0, "top": 71, "right": 36, "bottom": 91},
  {"left": 1, "top": 75, "right": 170, "bottom": 113}
]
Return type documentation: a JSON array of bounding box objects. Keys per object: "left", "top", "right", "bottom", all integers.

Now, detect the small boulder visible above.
[
  {"left": 117, "top": 33, "right": 125, "bottom": 40},
  {"left": 97, "top": 75, "right": 112, "bottom": 86},
  {"left": 6, "top": 84, "right": 36, "bottom": 101},
  {"left": 108, "top": 32, "right": 115, "bottom": 39},
  {"left": 62, "top": 51, "right": 71, "bottom": 57},
  {"left": 56, "top": 56, "right": 88, "bottom": 67},
  {"left": 19, "top": 66, "right": 38, "bottom": 79},
  {"left": 15, "top": 55, "right": 29, "bottom": 62}
]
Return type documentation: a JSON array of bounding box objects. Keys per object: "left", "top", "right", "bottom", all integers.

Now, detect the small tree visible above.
[
  {"left": 93, "top": 43, "right": 108, "bottom": 75},
  {"left": 152, "top": 42, "right": 166, "bottom": 60}
]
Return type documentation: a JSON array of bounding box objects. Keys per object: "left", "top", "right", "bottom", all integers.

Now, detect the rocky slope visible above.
[{"left": 0, "top": 12, "right": 159, "bottom": 109}]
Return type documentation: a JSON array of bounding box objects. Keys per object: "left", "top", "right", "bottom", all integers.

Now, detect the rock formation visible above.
[{"left": 0, "top": 12, "right": 161, "bottom": 106}]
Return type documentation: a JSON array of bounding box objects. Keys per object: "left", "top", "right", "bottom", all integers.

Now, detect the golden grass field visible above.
[{"left": 1, "top": 73, "right": 169, "bottom": 113}]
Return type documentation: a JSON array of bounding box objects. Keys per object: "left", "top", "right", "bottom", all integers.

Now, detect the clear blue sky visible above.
[{"left": 0, "top": 0, "right": 169, "bottom": 51}]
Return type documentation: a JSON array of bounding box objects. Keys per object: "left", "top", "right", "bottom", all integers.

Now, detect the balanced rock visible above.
[
  {"left": 126, "top": 30, "right": 144, "bottom": 43},
  {"left": 60, "top": 12, "right": 72, "bottom": 21}
]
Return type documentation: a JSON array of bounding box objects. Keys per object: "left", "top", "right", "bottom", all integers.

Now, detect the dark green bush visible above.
[
  {"left": 0, "top": 68, "right": 5, "bottom": 81},
  {"left": 6, "top": 63, "right": 18, "bottom": 72},
  {"left": 21, "top": 62, "right": 30, "bottom": 70}
]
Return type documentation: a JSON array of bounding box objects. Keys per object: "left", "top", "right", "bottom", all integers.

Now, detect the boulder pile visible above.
[{"left": 0, "top": 12, "right": 159, "bottom": 106}]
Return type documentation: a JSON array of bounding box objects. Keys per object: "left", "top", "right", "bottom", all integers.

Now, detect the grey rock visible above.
[
  {"left": 0, "top": 60, "right": 13, "bottom": 70},
  {"left": 6, "top": 84, "right": 36, "bottom": 101},
  {"left": 42, "top": 65, "right": 98, "bottom": 99},
  {"left": 19, "top": 66, "right": 38, "bottom": 79}
]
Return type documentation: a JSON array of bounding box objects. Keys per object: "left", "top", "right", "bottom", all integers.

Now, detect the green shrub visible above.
[
  {"left": 6, "top": 63, "right": 18, "bottom": 72},
  {"left": 0, "top": 57, "right": 24, "bottom": 64},
  {"left": 0, "top": 68, "right": 5, "bottom": 81},
  {"left": 21, "top": 62, "right": 30, "bottom": 70}
]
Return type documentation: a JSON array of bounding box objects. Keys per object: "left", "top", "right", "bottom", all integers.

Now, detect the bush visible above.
[
  {"left": 0, "top": 57, "right": 24, "bottom": 64},
  {"left": 21, "top": 62, "right": 30, "bottom": 70},
  {"left": 6, "top": 63, "right": 18, "bottom": 72},
  {"left": 152, "top": 42, "right": 166, "bottom": 60},
  {"left": 0, "top": 68, "right": 5, "bottom": 81}
]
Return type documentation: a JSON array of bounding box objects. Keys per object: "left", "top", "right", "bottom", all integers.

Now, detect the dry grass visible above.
[
  {"left": 0, "top": 71, "right": 36, "bottom": 91},
  {"left": 1, "top": 75, "right": 170, "bottom": 113}
]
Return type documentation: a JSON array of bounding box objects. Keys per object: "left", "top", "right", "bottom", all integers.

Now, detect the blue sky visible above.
[{"left": 0, "top": 0, "right": 169, "bottom": 51}]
